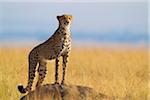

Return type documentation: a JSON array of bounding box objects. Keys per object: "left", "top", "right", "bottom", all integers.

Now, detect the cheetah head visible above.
[{"left": 57, "top": 14, "right": 73, "bottom": 27}]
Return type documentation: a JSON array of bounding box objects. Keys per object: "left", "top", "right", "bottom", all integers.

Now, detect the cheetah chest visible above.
[
  {"left": 60, "top": 36, "right": 71, "bottom": 55},
  {"left": 49, "top": 35, "right": 71, "bottom": 59}
]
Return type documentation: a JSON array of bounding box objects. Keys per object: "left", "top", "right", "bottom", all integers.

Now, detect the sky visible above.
[{"left": 0, "top": 1, "right": 148, "bottom": 47}]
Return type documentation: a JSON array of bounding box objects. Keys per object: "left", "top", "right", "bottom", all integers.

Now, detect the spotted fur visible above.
[{"left": 18, "top": 14, "right": 73, "bottom": 94}]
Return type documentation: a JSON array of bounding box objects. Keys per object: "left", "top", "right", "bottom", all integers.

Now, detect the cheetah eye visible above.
[{"left": 69, "top": 18, "right": 71, "bottom": 20}]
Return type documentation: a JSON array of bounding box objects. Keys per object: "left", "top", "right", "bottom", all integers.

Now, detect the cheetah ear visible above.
[{"left": 57, "top": 16, "right": 61, "bottom": 20}]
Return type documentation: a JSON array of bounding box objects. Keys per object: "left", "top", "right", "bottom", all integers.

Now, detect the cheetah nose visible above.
[{"left": 66, "top": 21, "right": 69, "bottom": 24}]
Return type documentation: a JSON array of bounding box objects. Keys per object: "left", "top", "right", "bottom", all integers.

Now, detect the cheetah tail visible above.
[
  {"left": 18, "top": 53, "right": 38, "bottom": 94},
  {"left": 18, "top": 85, "right": 27, "bottom": 94}
]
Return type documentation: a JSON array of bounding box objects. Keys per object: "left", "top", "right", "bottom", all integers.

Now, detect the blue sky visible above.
[{"left": 0, "top": 1, "right": 148, "bottom": 47}]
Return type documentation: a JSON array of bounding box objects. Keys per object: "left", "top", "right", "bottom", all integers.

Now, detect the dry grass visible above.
[{"left": 0, "top": 47, "right": 148, "bottom": 100}]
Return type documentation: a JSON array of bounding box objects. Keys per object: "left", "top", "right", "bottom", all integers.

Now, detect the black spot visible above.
[
  {"left": 30, "top": 77, "right": 34, "bottom": 79},
  {"left": 28, "top": 81, "right": 32, "bottom": 84},
  {"left": 30, "top": 75, "right": 35, "bottom": 78},
  {"left": 39, "top": 69, "right": 43, "bottom": 71},
  {"left": 59, "top": 30, "right": 63, "bottom": 33},
  {"left": 59, "top": 49, "right": 62, "bottom": 52},
  {"left": 31, "top": 74, "right": 35, "bottom": 77},
  {"left": 64, "top": 33, "right": 67, "bottom": 35},
  {"left": 18, "top": 85, "right": 26, "bottom": 94},
  {"left": 62, "top": 44, "right": 64, "bottom": 48},
  {"left": 39, "top": 73, "right": 43, "bottom": 76}
]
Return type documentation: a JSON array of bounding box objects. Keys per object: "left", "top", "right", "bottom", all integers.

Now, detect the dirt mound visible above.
[{"left": 20, "top": 84, "right": 112, "bottom": 100}]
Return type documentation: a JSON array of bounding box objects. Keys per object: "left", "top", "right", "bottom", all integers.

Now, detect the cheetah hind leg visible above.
[{"left": 36, "top": 61, "right": 47, "bottom": 87}]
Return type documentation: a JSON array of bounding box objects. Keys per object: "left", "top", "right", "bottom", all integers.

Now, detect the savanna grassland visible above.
[{"left": 0, "top": 47, "right": 148, "bottom": 100}]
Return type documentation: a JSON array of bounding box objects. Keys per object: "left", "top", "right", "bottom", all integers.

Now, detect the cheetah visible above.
[{"left": 18, "top": 14, "right": 73, "bottom": 94}]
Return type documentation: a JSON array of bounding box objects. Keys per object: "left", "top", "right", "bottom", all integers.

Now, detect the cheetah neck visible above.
[
  {"left": 59, "top": 24, "right": 71, "bottom": 33},
  {"left": 46, "top": 24, "right": 71, "bottom": 43}
]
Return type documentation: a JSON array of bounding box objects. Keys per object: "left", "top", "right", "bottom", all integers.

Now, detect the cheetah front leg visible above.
[
  {"left": 36, "top": 60, "right": 47, "bottom": 87},
  {"left": 55, "top": 58, "right": 59, "bottom": 84},
  {"left": 61, "top": 54, "right": 68, "bottom": 85}
]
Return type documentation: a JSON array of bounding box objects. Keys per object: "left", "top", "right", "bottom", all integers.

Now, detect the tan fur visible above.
[{"left": 18, "top": 14, "right": 73, "bottom": 93}]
